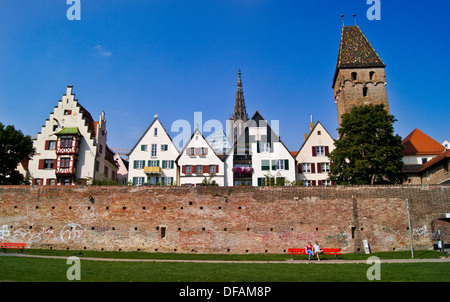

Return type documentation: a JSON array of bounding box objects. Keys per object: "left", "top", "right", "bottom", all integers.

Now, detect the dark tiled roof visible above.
[
  {"left": 336, "top": 26, "right": 385, "bottom": 69},
  {"left": 333, "top": 26, "right": 385, "bottom": 86}
]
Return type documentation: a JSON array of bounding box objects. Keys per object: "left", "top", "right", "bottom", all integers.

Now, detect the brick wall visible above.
[{"left": 0, "top": 185, "right": 448, "bottom": 254}]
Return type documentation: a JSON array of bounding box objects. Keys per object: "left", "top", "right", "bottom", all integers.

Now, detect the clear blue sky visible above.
[{"left": 1, "top": 0, "right": 449, "bottom": 153}]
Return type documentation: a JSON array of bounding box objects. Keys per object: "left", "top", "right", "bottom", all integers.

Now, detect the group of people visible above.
[{"left": 305, "top": 241, "right": 323, "bottom": 261}]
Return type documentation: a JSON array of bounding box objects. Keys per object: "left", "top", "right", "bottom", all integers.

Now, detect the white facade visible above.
[
  {"left": 177, "top": 129, "right": 226, "bottom": 186},
  {"left": 128, "top": 117, "right": 179, "bottom": 186},
  {"left": 230, "top": 111, "right": 297, "bottom": 186},
  {"left": 28, "top": 86, "right": 117, "bottom": 185},
  {"left": 295, "top": 121, "right": 336, "bottom": 186}
]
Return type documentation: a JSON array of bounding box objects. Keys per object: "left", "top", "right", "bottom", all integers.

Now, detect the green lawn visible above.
[{"left": 0, "top": 249, "right": 449, "bottom": 282}]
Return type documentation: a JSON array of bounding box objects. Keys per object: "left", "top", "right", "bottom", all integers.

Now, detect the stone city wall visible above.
[{"left": 0, "top": 185, "right": 448, "bottom": 254}]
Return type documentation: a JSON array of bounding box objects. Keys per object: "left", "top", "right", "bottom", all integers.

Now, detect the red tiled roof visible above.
[
  {"left": 420, "top": 149, "right": 450, "bottom": 172},
  {"left": 401, "top": 128, "right": 444, "bottom": 156}
]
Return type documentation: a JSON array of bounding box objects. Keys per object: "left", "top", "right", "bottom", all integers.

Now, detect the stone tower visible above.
[
  {"left": 332, "top": 25, "right": 389, "bottom": 128},
  {"left": 228, "top": 70, "right": 249, "bottom": 144}
]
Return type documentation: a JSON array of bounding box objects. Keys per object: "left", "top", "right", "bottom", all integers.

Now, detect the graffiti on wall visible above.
[{"left": 0, "top": 223, "right": 84, "bottom": 246}]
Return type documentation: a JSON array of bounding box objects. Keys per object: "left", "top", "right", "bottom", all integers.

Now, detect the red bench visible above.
[
  {"left": 288, "top": 248, "right": 342, "bottom": 260},
  {"left": 0, "top": 242, "right": 26, "bottom": 253}
]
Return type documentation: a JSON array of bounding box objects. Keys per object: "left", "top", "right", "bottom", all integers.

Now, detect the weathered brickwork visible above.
[{"left": 0, "top": 186, "right": 448, "bottom": 254}]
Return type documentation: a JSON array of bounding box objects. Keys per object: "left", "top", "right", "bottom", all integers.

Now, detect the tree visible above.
[
  {"left": 328, "top": 104, "right": 406, "bottom": 185},
  {"left": 0, "top": 123, "right": 35, "bottom": 185}
]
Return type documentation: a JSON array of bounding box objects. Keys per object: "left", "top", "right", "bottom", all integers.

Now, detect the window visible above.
[
  {"left": 351, "top": 72, "right": 357, "bottom": 81},
  {"left": 322, "top": 180, "right": 332, "bottom": 186},
  {"left": 60, "top": 138, "right": 72, "bottom": 148},
  {"left": 422, "top": 158, "right": 428, "bottom": 164},
  {"left": 46, "top": 140, "right": 56, "bottom": 150},
  {"left": 162, "top": 177, "right": 173, "bottom": 186},
  {"left": 185, "top": 165, "right": 192, "bottom": 174},
  {"left": 302, "top": 163, "right": 311, "bottom": 173},
  {"left": 321, "top": 162, "right": 330, "bottom": 173},
  {"left": 199, "top": 147, "right": 206, "bottom": 155},
  {"left": 369, "top": 71, "right": 375, "bottom": 81},
  {"left": 104, "top": 166, "right": 109, "bottom": 178},
  {"left": 316, "top": 146, "right": 325, "bottom": 156},
  {"left": 163, "top": 160, "right": 172, "bottom": 169},
  {"left": 62, "top": 178, "right": 71, "bottom": 186},
  {"left": 64, "top": 110, "right": 72, "bottom": 115},
  {"left": 261, "top": 160, "right": 270, "bottom": 171},
  {"left": 303, "top": 180, "right": 310, "bottom": 186},
  {"left": 134, "top": 160, "right": 145, "bottom": 169},
  {"left": 44, "top": 159, "right": 54, "bottom": 169},
  {"left": 196, "top": 165, "right": 203, "bottom": 174},
  {"left": 133, "top": 177, "right": 144, "bottom": 186},
  {"left": 161, "top": 144, "right": 168, "bottom": 151},
  {"left": 363, "top": 87, "right": 368, "bottom": 97},
  {"left": 274, "top": 160, "right": 285, "bottom": 170},
  {"left": 48, "top": 179, "right": 56, "bottom": 186},
  {"left": 151, "top": 144, "right": 157, "bottom": 157},
  {"left": 35, "top": 179, "right": 43, "bottom": 186},
  {"left": 53, "top": 125, "right": 58, "bottom": 131},
  {"left": 189, "top": 147, "right": 195, "bottom": 156},
  {"left": 60, "top": 157, "right": 71, "bottom": 168},
  {"left": 209, "top": 165, "right": 216, "bottom": 174},
  {"left": 141, "top": 145, "right": 148, "bottom": 151},
  {"left": 148, "top": 160, "right": 158, "bottom": 167},
  {"left": 154, "top": 128, "right": 158, "bottom": 136},
  {"left": 260, "top": 142, "right": 271, "bottom": 153}
]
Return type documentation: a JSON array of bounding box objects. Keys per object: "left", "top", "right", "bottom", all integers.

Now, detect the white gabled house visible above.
[
  {"left": 128, "top": 116, "right": 179, "bottom": 186},
  {"left": 295, "top": 120, "right": 336, "bottom": 186},
  {"left": 177, "top": 129, "right": 226, "bottom": 186},
  {"left": 27, "top": 85, "right": 118, "bottom": 186},
  {"left": 228, "top": 111, "right": 297, "bottom": 186}
]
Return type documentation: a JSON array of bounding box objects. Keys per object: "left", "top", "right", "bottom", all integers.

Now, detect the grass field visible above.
[{"left": 0, "top": 249, "right": 449, "bottom": 282}]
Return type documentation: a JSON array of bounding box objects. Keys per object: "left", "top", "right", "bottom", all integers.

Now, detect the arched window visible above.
[
  {"left": 369, "top": 71, "right": 376, "bottom": 81},
  {"left": 351, "top": 72, "right": 357, "bottom": 81}
]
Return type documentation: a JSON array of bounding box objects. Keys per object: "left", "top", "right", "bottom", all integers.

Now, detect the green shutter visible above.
[
  {"left": 257, "top": 142, "right": 260, "bottom": 153},
  {"left": 156, "top": 160, "right": 160, "bottom": 167},
  {"left": 148, "top": 160, "right": 151, "bottom": 167},
  {"left": 132, "top": 177, "right": 136, "bottom": 185},
  {"left": 133, "top": 161, "right": 137, "bottom": 169},
  {"left": 162, "top": 160, "right": 166, "bottom": 168},
  {"left": 261, "top": 160, "right": 270, "bottom": 171},
  {"left": 285, "top": 159, "right": 289, "bottom": 170},
  {"left": 258, "top": 177, "right": 264, "bottom": 187},
  {"left": 141, "top": 145, "right": 145, "bottom": 151},
  {"left": 171, "top": 160, "right": 174, "bottom": 169},
  {"left": 170, "top": 177, "right": 174, "bottom": 185}
]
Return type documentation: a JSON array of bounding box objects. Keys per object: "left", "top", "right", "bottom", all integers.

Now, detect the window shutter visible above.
[
  {"left": 182, "top": 165, "right": 186, "bottom": 174},
  {"left": 312, "top": 146, "right": 317, "bottom": 157},
  {"left": 311, "top": 163, "right": 316, "bottom": 173},
  {"left": 171, "top": 160, "right": 174, "bottom": 169},
  {"left": 204, "top": 148, "right": 208, "bottom": 155},
  {"left": 132, "top": 177, "right": 136, "bottom": 185},
  {"left": 195, "top": 148, "right": 199, "bottom": 155},
  {"left": 216, "top": 165, "right": 219, "bottom": 173},
  {"left": 270, "top": 143, "right": 274, "bottom": 153},
  {"left": 257, "top": 142, "right": 260, "bottom": 153},
  {"left": 318, "top": 180, "right": 323, "bottom": 186},
  {"left": 39, "top": 159, "right": 44, "bottom": 169},
  {"left": 317, "top": 163, "right": 322, "bottom": 173},
  {"left": 45, "top": 140, "right": 49, "bottom": 150},
  {"left": 285, "top": 160, "right": 289, "bottom": 170},
  {"left": 312, "top": 180, "right": 316, "bottom": 186},
  {"left": 203, "top": 165, "right": 209, "bottom": 173},
  {"left": 141, "top": 145, "right": 145, "bottom": 151},
  {"left": 170, "top": 177, "right": 174, "bottom": 185},
  {"left": 325, "top": 146, "right": 329, "bottom": 156},
  {"left": 298, "top": 163, "right": 302, "bottom": 171},
  {"left": 156, "top": 160, "right": 160, "bottom": 167}
]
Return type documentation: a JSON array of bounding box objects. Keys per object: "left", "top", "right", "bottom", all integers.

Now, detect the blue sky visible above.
[{"left": 0, "top": 0, "right": 449, "bottom": 153}]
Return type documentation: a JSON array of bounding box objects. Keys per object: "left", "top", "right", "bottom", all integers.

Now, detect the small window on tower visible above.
[
  {"left": 370, "top": 71, "right": 376, "bottom": 81},
  {"left": 351, "top": 72, "right": 357, "bottom": 81},
  {"left": 363, "top": 87, "right": 368, "bottom": 97}
]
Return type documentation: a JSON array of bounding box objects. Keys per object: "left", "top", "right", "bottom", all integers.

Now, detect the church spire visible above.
[{"left": 231, "top": 69, "right": 249, "bottom": 122}]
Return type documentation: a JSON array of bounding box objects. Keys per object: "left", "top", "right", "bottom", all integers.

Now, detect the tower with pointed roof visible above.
[
  {"left": 228, "top": 70, "right": 249, "bottom": 145},
  {"left": 333, "top": 25, "right": 389, "bottom": 128}
]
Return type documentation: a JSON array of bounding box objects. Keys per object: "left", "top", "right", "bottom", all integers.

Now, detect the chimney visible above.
[{"left": 309, "top": 115, "right": 314, "bottom": 133}]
